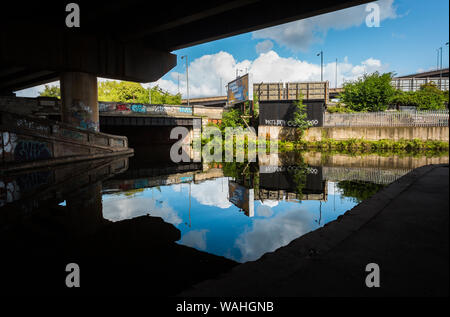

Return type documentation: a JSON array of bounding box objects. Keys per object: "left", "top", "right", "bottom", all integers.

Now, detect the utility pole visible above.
[
  {"left": 181, "top": 55, "right": 189, "bottom": 107},
  {"left": 440, "top": 46, "right": 443, "bottom": 90},
  {"left": 317, "top": 51, "right": 323, "bottom": 81},
  {"left": 335, "top": 58, "right": 338, "bottom": 88},
  {"left": 148, "top": 84, "right": 151, "bottom": 104},
  {"left": 437, "top": 48, "right": 440, "bottom": 70},
  {"left": 220, "top": 77, "right": 222, "bottom": 95}
]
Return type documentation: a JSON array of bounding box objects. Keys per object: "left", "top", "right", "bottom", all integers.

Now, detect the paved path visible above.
[{"left": 180, "top": 164, "right": 449, "bottom": 297}]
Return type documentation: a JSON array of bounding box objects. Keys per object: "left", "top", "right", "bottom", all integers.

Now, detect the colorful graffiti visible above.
[
  {"left": 130, "top": 104, "right": 146, "bottom": 113},
  {"left": 69, "top": 100, "right": 99, "bottom": 132},
  {"left": 61, "top": 128, "right": 84, "bottom": 141},
  {"left": 14, "top": 140, "right": 52, "bottom": 162},
  {"left": 99, "top": 102, "right": 116, "bottom": 112},
  {"left": 116, "top": 104, "right": 130, "bottom": 111},
  {"left": 97, "top": 102, "right": 193, "bottom": 116}
]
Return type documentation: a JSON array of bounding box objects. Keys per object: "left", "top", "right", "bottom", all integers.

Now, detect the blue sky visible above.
[
  {"left": 102, "top": 178, "right": 356, "bottom": 263},
  {"left": 16, "top": 0, "right": 449, "bottom": 98}
]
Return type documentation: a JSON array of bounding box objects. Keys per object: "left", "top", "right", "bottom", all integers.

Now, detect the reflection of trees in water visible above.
[
  {"left": 337, "top": 181, "right": 386, "bottom": 203},
  {"left": 288, "top": 163, "right": 309, "bottom": 200}
]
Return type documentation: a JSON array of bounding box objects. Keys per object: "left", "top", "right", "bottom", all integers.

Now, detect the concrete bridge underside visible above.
[{"left": 1, "top": 0, "right": 372, "bottom": 166}]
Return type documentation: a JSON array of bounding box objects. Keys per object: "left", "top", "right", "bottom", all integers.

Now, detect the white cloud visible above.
[
  {"left": 179, "top": 229, "right": 209, "bottom": 250},
  {"left": 255, "top": 40, "right": 274, "bottom": 54},
  {"left": 252, "top": 0, "right": 398, "bottom": 52},
  {"left": 256, "top": 204, "right": 273, "bottom": 218},
  {"left": 102, "top": 196, "right": 182, "bottom": 225},
  {"left": 190, "top": 178, "right": 232, "bottom": 209},
  {"left": 234, "top": 207, "right": 316, "bottom": 262},
  {"left": 13, "top": 51, "right": 386, "bottom": 99},
  {"left": 155, "top": 50, "right": 386, "bottom": 98}
]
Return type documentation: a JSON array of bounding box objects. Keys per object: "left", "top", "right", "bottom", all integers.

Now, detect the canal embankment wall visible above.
[
  {"left": 1, "top": 111, "right": 133, "bottom": 172},
  {"left": 258, "top": 125, "right": 449, "bottom": 142}
]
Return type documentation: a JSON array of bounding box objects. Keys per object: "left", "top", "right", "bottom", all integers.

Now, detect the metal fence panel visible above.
[{"left": 323, "top": 110, "right": 449, "bottom": 127}]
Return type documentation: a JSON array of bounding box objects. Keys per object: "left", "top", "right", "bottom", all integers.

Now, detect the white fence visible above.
[
  {"left": 391, "top": 78, "right": 449, "bottom": 92},
  {"left": 323, "top": 110, "right": 449, "bottom": 127}
]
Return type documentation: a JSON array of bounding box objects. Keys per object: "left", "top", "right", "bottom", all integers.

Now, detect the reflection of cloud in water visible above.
[
  {"left": 180, "top": 229, "right": 209, "bottom": 250},
  {"left": 235, "top": 208, "right": 315, "bottom": 262},
  {"left": 261, "top": 200, "right": 278, "bottom": 208},
  {"left": 256, "top": 205, "right": 273, "bottom": 218},
  {"left": 191, "top": 178, "right": 232, "bottom": 209},
  {"left": 102, "top": 196, "right": 182, "bottom": 225}
]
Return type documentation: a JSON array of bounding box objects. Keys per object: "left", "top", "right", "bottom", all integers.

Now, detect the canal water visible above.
[{"left": 0, "top": 147, "right": 448, "bottom": 294}]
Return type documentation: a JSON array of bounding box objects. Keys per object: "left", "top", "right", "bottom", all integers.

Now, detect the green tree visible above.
[
  {"left": 389, "top": 82, "right": 448, "bottom": 110},
  {"left": 98, "top": 81, "right": 181, "bottom": 104},
  {"left": 292, "top": 94, "right": 311, "bottom": 137},
  {"left": 339, "top": 72, "right": 396, "bottom": 112},
  {"left": 39, "top": 85, "right": 60, "bottom": 98}
]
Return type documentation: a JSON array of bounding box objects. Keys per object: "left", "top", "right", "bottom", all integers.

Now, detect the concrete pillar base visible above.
[{"left": 60, "top": 72, "right": 99, "bottom": 132}]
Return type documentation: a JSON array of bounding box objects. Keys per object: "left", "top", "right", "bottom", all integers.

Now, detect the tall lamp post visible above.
[
  {"left": 440, "top": 42, "right": 449, "bottom": 90},
  {"left": 181, "top": 55, "right": 189, "bottom": 107},
  {"left": 317, "top": 51, "right": 323, "bottom": 81},
  {"left": 335, "top": 58, "right": 338, "bottom": 88}
]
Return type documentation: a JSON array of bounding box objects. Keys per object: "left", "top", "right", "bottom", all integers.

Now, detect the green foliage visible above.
[
  {"left": 339, "top": 72, "right": 396, "bottom": 112},
  {"left": 389, "top": 83, "right": 448, "bottom": 110},
  {"left": 98, "top": 81, "right": 181, "bottom": 104},
  {"left": 292, "top": 95, "right": 312, "bottom": 137},
  {"left": 326, "top": 103, "right": 354, "bottom": 113},
  {"left": 39, "top": 85, "right": 60, "bottom": 98},
  {"left": 253, "top": 94, "right": 259, "bottom": 117}
]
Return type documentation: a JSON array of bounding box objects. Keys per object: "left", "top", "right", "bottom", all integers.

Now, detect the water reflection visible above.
[{"left": 0, "top": 149, "right": 448, "bottom": 293}]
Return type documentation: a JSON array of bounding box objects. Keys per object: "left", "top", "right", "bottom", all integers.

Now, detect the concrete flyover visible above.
[{"left": 1, "top": 1, "right": 373, "bottom": 167}]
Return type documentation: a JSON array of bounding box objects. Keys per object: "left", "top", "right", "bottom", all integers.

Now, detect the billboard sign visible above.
[
  {"left": 259, "top": 100, "right": 324, "bottom": 127},
  {"left": 227, "top": 74, "right": 249, "bottom": 105},
  {"left": 228, "top": 181, "right": 254, "bottom": 217}
]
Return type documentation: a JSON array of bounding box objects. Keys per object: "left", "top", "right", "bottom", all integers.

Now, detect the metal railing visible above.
[{"left": 323, "top": 110, "right": 449, "bottom": 127}]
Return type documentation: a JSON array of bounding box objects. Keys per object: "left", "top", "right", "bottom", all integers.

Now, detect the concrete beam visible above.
[{"left": 0, "top": 26, "right": 176, "bottom": 87}]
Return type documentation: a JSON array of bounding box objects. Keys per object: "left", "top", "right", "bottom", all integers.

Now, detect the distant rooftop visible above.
[{"left": 395, "top": 68, "right": 449, "bottom": 79}]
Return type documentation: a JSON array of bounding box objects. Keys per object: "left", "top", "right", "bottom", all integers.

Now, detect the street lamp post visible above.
[
  {"left": 181, "top": 55, "right": 189, "bottom": 107},
  {"left": 317, "top": 51, "right": 323, "bottom": 81},
  {"left": 335, "top": 58, "right": 338, "bottom": 88},
  {"left": 441, "top": 42, "right": 449, "bottom": 90}
]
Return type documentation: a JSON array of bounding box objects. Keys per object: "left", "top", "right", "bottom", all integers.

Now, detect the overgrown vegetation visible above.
[
  {"left": 292, "top": 96, "right": 312, "bottom": 137},
  {"left": 339, "top": 72, "right": 396, "bottom": 112},
  {"left": 389, "top": 82, "right": 449, "bottom": 110},
  {"left": 337, "top": 181, "right": 386, "bottom": 203},
  {"left": 39, "top": 85, "right": 60, "bottom": 98},
  {"left": 39, "top": 81, "right": 182, "bottom": 104},
  {"left": 277, "top": 138, "right": 449, "bottom": 153}
]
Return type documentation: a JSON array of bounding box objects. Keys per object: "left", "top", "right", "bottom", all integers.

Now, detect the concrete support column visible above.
[{"left": 60, "top": 72, "right": 99, "bottom": 132}]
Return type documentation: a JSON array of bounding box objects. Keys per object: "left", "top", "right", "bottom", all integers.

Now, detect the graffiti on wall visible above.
[
  {"left": 0, "top": 179, "right": 20, "bottom": 207},
  {"left": 69, "top": 100, "right": 99, "bottom": 132},
  {"left": 130, "top": 104, "right": 146, "bottom": 113},
  {"left": 99, "top": 102, "right": 116, "bottom": 112},
  {"left": 15, "top": 118, "right": 50, "bottom": 135},
  {"left": 14, "top": 140, "right": 52, "bottom": 162},
  {"left": 1, "top": 131, "right": 18, "bottom": 162},
  {"left": 98, "top": 102, "right": 193, "bottom": 115},
  {"left": 116, "top": 104, "right": 131, "bottom": 112}
]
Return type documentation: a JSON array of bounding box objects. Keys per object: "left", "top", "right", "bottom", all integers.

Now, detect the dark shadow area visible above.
[{"left": 0, "top": 157, "right": 237, "bottom": 295}]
